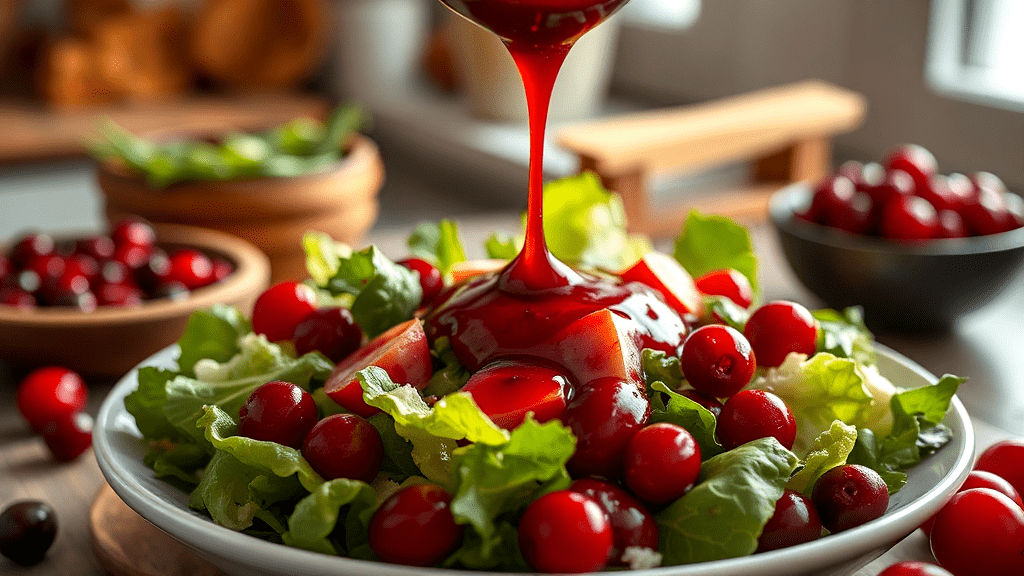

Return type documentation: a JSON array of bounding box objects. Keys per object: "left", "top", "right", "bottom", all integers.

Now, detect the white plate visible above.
[{"left": 94, "top": 344, "right": 974, "bottom": 576}]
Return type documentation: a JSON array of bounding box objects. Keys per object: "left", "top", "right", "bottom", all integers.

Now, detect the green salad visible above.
[{"left": 124, "top": 173, "right": 964, "bottom": 571}]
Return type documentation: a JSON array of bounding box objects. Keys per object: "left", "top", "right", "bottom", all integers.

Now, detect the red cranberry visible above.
[
  {"left": 921, "top": 469, "right": 1023, "bottom": 536},
  {"left": 855, "top": 162, "right": 886, "bottom": 192},
  {"left": 694, "top": 269, "right": 753, "bottom": 308},
  {"left": 945, "top": 173, "right": 979, "bottom": 207},
  {"left": 0, "top": 288, "right": 36, "bottom": 310},
  {"left": 937, "top": 210, "right": 968, "bottom": 238},
  {"left": 864, "top": 169, "right": 914, "bottom": 213},
  {"left": 828, "top": 191, "right": 874, "bottom": 235},
  {"left": 717, "top": 389, "right": 796, "bottom": 450},
  {"left": 623, "top": 422, "right": 701, "bottom": 505},
  {"left": 756, "top": 490, "right": 822, "bottom": 552},
  {"left": 251, "top": 282, "right": 319, "bottom": 342},
  {"left": 975, "top": 439, "right": 1024, "bottom": 498},
  {"left": 836, "top": 160, "right": 864, "bottom": 184},
  {"left": 110, "top": 218, "right": 156, "bottom": 248},
  {"left": 743, "top": 301, "right": 817, "bottom": 368},
  {"left": 961, "top": 187, "right": 1014, "bottom": 236},
  {"left": 880, "top": 195, "right": 940, "bottom": 240},
  {"left": 565, "top": 376, "right": 650, "bottom": 480},
  {"left": 0, "top": 501, "right": 57, "bottom": 566},
  {"left": 570, "top": 477, "right": 658, "bottom": 564},
  {"left": 238, "top": 381, "right": 318, "bottom": 449},
  {"left": 877, "top": 562, "right": 953, "bottom": 576},
  {"left": 462, "top": 359, "right": 571, "bottom": 431},
  {"left": 96, "top": 260, "right": 133, "bottom": 287},
  {"left": 679, "top": 389, "right": 723, "bottom": 417},
  {"left": 211, "top": 258, "right": 234, "bottom": 282},
  {"left": 929, "top": 488, "right": 1024, "bottom": 576},
  {"left": 293, "top": 307, "right": 363, "bottom": 363},
  {"left": 42, "top": 412, "right": 93, "bottom": 462},
  {"left": 368, "top": 484, "right": 463, "bottom": 566},
  {"left": 75, "top": 235, "right": 115, "bottom": 261},
  {"left": 920, "top": 175, "right": 960, "bottom": 212},
  {"left": 25, "top": 254, "right": 65, "bottom": 281},
  {"left": 134, "top": 250, "right": 172, "bottom": 291},
  {"left": 811, "top": 464, "right": 889, "bottom": 533},
  {"left": 398, "top": 257, "right": 443, "bottom": 306},
  {"left": 112, "top": 243, "right": 152, "bottom": 271},
  {"left": 808, "top": 175, "right": 856, "bottom": 224},
  {"left": 166, "top": 249, "right": 214, "bottom": 290},
  {"left": 63, "top": 254, "right": 99, "bottom": 285},
  {"left": 971, "top": 171, "right": 1007, "bottom": 195},
  {"left": 884, "top": 144, "right": 938, "bottom": 192},
  {"left": 681, "top": 324, "right": 756, "bottom": 398},
  {"left": 16, "top": 367, "right": 88, "bottom": 432},
  {"left": 517, "top": 490, "right": 613, "bottom": 573},
  {"left": 9, "top": 234, "right": 55, "bottom": 269},
  {"left": 95, "top": 283, "right": 143, "bottom": 307},
  {"left": 301, "top": 414, "right": 383, "bottom": 483}
]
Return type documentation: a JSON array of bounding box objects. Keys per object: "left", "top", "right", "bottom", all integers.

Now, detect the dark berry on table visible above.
[
  {"left": 880, "top": 195, "right": 940, "bottom": 240},
  {"left": 251, "top": 281, "right": 319, "bottom": 342},
  {"left": 743, "top": 300, "right": 817, "bottom": 368},
  {"left": 681, "top": 324, "right": 756, "bottom": 399},
  {"left": 811, "top": 464, "right": 889, "bottom": 533},
  {"left": 292, "top": 307, "right": 363, "bottom": 363},
  {"left": 16, "top": 366, "right": 88, "bottom": 432},
  {"left": 9, "top": 233, "right": 55, "bottom": 269},
  {"left": 110, "top": 218, "right": 156, "bottom": 248},
  {"left": 302, "top": 413, "right": 383, "bottom": 483},
  {"left": 623, "top": 422, "right": 701, "bottom": 505},
  {"left": 679, "top": 389, "right": 724, "bottom": 417},
  {"left": 368, "top": 484, "right": 463, "bottom": 567},
  {"left": 936, "top": 210, "right": 968, "bottom": 239},
  {"left": 717, "top": 389, "right": 796, "bottom": 450},
  {"left": 238, "top": 381, "right": 318, "bottom": 449},
  {"left": 462, "top": 359, "right": 572, "bottom": 431},
  {"left": 756, "top": 490, "right": 822, "bottom": 552},
  {"left": 565, "top": 376, "right": 650, "bottom": 480},
  {"left": 694, "top": 268, "right": 753, "bottom": 308},
  {"left": 75, "top": 235, "right": 115, "bottom": 261},
  {"left": 398, "top": 257, "right": 443, "bottom": 306},
  {"left": 570, "top": 477, "right": 659, "bottom": 564},
  {"left": 877, "top": 561, "right": 953, "bottom": 576},
  {"left": 166, "top": 249, "right": 214, "bottom": 290},
  {"left": 0, "top": 501, "right": 57, "bottom": 566},
  {"left": 883, "top": 144, "right": 938, "bottom": 192},
  {"left": 42, "top": 412, "right": 93, "bottom": 462},
  {"left": 517, "top": 490, "right": 614, "bottom": 573},
  {"left": 95, "top": 283, "right": 143, "bottom": 307}
]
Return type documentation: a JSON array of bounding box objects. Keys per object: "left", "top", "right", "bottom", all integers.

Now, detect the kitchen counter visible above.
[{"left": 1, "top": 161, "right": 1023, "bottom": 575}]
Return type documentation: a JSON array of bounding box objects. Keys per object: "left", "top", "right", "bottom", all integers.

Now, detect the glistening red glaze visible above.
[
  {"left": 694, "top": 268, "right": 753, "bottom": 308},
  {"left": 461, "top": 359, "right": 572, "bottom": 430}
]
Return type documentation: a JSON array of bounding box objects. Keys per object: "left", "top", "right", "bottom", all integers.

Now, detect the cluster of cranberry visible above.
[
  {"left": 0, "top": 219, "right": 233, "bottom": 312},
  {"left": 15, "top": 366, "right": 93, "bottom": 462},
  {"left": 799, "top": 144, "right": 1024, "bottom": 240}
]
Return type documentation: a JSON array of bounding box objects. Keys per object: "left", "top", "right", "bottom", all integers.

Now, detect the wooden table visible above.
[{"left": 1, "top": 215, "right": 1022, "bottom": 575}]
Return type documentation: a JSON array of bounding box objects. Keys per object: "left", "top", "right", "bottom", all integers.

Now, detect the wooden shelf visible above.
[{"left": 0, "top": 93, "right": 331, "bottom": 163}]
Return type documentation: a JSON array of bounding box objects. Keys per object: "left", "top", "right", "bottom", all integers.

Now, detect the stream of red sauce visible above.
[{"left": 427, "top": 0, "right": 689, "bottom": 376}]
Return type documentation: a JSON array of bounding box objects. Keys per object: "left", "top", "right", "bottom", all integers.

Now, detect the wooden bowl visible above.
[
  {"left": 0, "top": 224, "right": 271, "bottom": 379},
  {"left": 97, "top": 133, "right": 384, "bottom": 282}
]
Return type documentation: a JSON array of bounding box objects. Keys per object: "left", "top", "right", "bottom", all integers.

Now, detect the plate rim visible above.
[{"left": 93, "top": 343, "right": 975, "bottom": 576}]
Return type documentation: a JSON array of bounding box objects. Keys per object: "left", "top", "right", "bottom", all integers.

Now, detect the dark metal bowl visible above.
[{"left": 769, "top": 184, "right": 1024, "bottom": 333}]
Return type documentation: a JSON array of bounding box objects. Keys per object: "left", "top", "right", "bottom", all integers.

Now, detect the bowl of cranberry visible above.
[
  {"left": 770, "top": 144, "right": 1024, "bottom": 333},
  {"left": 0, "top": 219, "right": 271, "bottom": 378}
]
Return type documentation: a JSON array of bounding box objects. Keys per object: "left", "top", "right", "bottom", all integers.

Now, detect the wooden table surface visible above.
[{"left": 1, "top": 215, "right": 1023, "bottom": 576}]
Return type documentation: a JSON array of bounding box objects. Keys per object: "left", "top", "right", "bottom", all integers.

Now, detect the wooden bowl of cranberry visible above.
[
  {"left": 0, "top": 220, "right": 271, "bottom": 378},
  {"left": 770, "top": 144, "right": 1024, "bottom": 333}
]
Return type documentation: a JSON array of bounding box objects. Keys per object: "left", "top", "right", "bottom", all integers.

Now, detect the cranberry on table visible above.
[
  {"left": 884, "top": 144, "right": 938, "bottom": 192},
  {"left": 680, "top": 324, "right": 756, "bottom": 399},
  {"left": 251, "top": 281, "right": 319, "bottom": 342},
  {"left": 756, "top": 489, "right": 822, "bottom": 552},
  {"left": 743, "top": 300, "right": 817, "bottom": 368},
  {"left": 368, "top": 484, "right": 463, "bottom": 567},
  {"left": 921, "top": 469, "right": 1023, "bottom": 536},
  {"left": 16, "top": 366, "right": 88, "bottom": 432},
  {"left": 110, "top": 218, "right": 156, "bottom": 248},
  {"left": 879, "top": 195, "right": 940, "bottom": 240},
  {"left": 694, "top": 268, "right": 753, "bottom": 308},
  {"left": 811, "top": 464, "right": 889, "bottom": 533},
  {"left": 462, "top": 359, "right": 572, "bottom": 431},
  {"left": 398, "top": 257, "right": 443, "bottom": 306},
  {"left": 238, "top": 381, "right": 318, "bottom": 449},
  {"left": 293, "top": 307, "right": 363, "bottom": 363},
  {"left": 42, "top": 412, "right": 93, "bottom": 462},
  {"left": 623, "top": 422, "right": 701, "bottom": 505},
  {"left": 0, "top": 500, "right": 57, "bottom": 566},
  {"left": 975, "top": 439, "right": 1024, "bottom": 497},
  {"left": 717, "top": 389, "right": 796, "bottom": 451},
  {"left": 517, "top": 490, "right": 614, "bottom": 573},
  {"left": 570, "top": 477, "right": 658, "bottom": 564},
  {"left": 877, "top": 562, "right": 953, "bottom": 576},
  {"left": 301, "top": 413, "right": 383, "bottom": 483},
  {"left": 929, "top": 488, "right": 1024, "bottom": 576},
  {"left": 565, "top": 376, "right": 650, "bottom": 480}
]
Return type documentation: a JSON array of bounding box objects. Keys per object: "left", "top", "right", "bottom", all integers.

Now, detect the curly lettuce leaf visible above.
[
  {"left": 673, "top": 211, "right": 758, "bottom": 293},
  {"left": 175, "top": 304, "right": 252, "bottom": 377},
  {"left": 189, "top": 449, "right": 303, "bottom": 532},
  {"left": 281, "top": 478, "right": 378, "bottom": 557},
  {"left": 302, "top": 231, "right": 354, "bottom": 288},
  {"left": 813, "top": 306, "right": 876, "bottom": 366},
  {"left": 705, "top": 295, "right": 750, "bottom": 331},
  {"left": 407, "top": 219, "right": 467, "bottom": 276},
  {"left": 656, "top": 437, "right": 798, "bottom": 565},
  {"left": 649, "top": 382, "right": 722, "bottom": 458},
  {"left": 484, "top": 233, "right": 519, "bottom": 260},
  {"left": 642, "top": 349, "right": 684, "bottom": 392},
  {"left": 786, "top": 420, "right": 858, "bottom": 495}
]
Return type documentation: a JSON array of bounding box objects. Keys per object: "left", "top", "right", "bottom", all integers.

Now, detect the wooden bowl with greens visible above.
[{"left": 95, "top": 105, "right": 383, "bottom": 283}]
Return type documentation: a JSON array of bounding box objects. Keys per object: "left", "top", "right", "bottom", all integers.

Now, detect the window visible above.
[{"left": 928, "top": 0, "right": 1024, "bottom": 112}]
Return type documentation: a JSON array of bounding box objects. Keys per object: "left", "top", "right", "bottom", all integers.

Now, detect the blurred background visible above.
[{"left": 0, "top": 0, "right": 1021, "bottom": 243}]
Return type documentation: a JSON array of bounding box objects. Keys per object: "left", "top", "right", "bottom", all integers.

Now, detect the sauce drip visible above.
[{"left": 429, "top": 0, "right": 689, "bottom": 377}]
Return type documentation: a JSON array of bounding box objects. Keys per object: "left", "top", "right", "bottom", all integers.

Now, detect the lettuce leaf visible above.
[
  {"left": 673, "top": 211, "right": 758, "bottom": 293},
  {"left": 447, "top": 417, "right": 576, "bottom": 569},
  {"left": 484, "top": 233, "right": 519, "bottom": 260},
  {"left": 649, "top": 382, "right": 722, "bottom": 459},
  {"left": 656, "top": 437, "right": 798, "bottom": 565},
  {"left": 642, "top": 349, "right": 684, "bottom": 393},
  {"left": 189, "top": 449, "right": 303, "bottom": 532},
  {"left": 813, "top": 306, "right": 876, "bottom": 366},
  {"left": 705, "top": 295, "right": 750, "bottom": 331},
  {"left": 281, "top": 478, "right": 378, "bottom": 557},
  {"left": 176, "top": 304, "right": 252, "bottom": 377},
  {"left": 786, "top": 420, "right": 858, "bottom": 495},
  {"left": 302, "top": 231, "right": 354, "bottom": 288},
  {"left": 407, "top": 220, "right": 467, "bottom": 276}
]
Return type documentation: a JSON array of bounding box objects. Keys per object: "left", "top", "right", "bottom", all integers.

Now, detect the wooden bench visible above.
[{"left": 557, "top": 80, "right": 867, "bottom": 237}]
